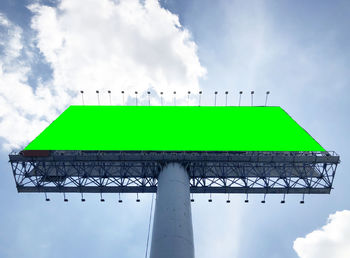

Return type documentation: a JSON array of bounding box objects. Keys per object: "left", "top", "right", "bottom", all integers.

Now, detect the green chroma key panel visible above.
[{"left": 24, "top": 106, "right": 325, "bottom": 152}]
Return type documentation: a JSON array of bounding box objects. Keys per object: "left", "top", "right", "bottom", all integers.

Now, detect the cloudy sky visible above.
[{"left": 0, "top": 0, "right": 349, "bottom": 257}]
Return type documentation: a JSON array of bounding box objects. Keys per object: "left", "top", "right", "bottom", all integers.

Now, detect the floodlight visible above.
[
  {"left": 44, "top": 193, "right": 50, "bottom": 201},
  {"left": 208, "top": 193, "right": 212, "bottom": 202},
  {"left": 214, "top": 91, "right": 218, "bottom": 106},
  {"left": 239, "top": 91, "right": 243, "bottom": 106},
  {"left": 281, "top": 194, "right": 286, "bottom": 204},
  {"left": 108, "top": 90, "right": 112, "bottom": 105},
  {"left": 226, "top": 200, "right": 231, "bottom": 203},
  {"left": 147, "top": 91, "right": 151, "bottom": 106},
  {"left": 81, "top": 198, "right": 86, "bottom": 202},
  {"left": 251, "top": 91, "right": 254, "bottom": 106},
  {"left": 96, "top": 90, "right": 100, "bottom": 105},
  {"left": 121, "top": 91, "right": 125, "bottom": 105},
  {"left": 265, "top": 91, "right": 270, "bottom": 106}
]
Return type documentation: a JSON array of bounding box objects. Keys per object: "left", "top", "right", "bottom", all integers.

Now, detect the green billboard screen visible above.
[{"left": 24, "top": 106, "right": 325, "bottom": 152}]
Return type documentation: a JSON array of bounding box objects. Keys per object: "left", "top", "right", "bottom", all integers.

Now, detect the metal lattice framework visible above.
[{"left": 9, "top": 150, "right": 339, "bottom": 194}]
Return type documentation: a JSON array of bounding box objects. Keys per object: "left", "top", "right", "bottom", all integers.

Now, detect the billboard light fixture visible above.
[
  {"left": 187, "top": 91, "right": 191, "bottom": 106},
  {"left": 265, "top": 91, "right": 270, "bottom": 106},
  {"left": 147, "top": 91, "right": 151, "bottom": 106},
  {"left": 214, "top": 91, "right": 218, "bottom": 106},
  {"left": 63, "top": 193, "right": 68, "bottom": 202},
  {"left": 80, "top": 90, "right": 85, "bottom": 105},
  {"left": 239, "top": 91, "right": 243, "bottom": 106},
  {"left": 108, "top": 90, "right": 112, "bottom": 105},
  {"left": 44, "top": 193, "right": 50, "bottom": 202},
  {"left": 281, "top": 194, "right": 286, "bottom": 204}
]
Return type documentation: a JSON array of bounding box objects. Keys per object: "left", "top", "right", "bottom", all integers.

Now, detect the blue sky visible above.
[{"left": 0, "top": 1, "right": 350, "bottom": 257}]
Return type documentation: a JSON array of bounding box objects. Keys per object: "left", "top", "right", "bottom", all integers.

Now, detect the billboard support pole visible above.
[{"left": 150, "top": 163, "right": 194, "bottom": 258}]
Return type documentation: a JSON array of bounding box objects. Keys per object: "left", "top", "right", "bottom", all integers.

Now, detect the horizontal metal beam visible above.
[
  {"left": 17, "top": 186, "right": 331, "bottom": 194},
  {"left": 10, "top": 150, "right": 340, "bottom": 163}
]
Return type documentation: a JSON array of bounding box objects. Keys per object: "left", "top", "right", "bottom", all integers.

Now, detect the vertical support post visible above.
[{"left": 150, "top": 163, "right": 194, "bottom": 258}]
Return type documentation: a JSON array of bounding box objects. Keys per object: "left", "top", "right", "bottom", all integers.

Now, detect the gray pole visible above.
[{"left": 150, "top": 163, "right": 194, "bottom": 258}]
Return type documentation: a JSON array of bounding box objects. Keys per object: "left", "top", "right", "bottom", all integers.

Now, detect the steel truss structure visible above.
[{"left": 9, "top": 150, "right": 339, "bottom": 194}]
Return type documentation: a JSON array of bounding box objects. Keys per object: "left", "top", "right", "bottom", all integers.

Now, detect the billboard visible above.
[{"left": 24, "top": 106, "right": 325, "bottom": 152}]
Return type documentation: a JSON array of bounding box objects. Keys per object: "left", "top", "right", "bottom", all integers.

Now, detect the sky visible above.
[{"left": 0, "top": 0, "right": 349, "bottom": 257}]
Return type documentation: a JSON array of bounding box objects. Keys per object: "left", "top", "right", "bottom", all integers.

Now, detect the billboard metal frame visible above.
[{"left": 9, "top": 150, "right": 339, "bottom": 195}]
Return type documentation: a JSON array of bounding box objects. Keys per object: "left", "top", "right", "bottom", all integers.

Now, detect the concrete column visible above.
[{"left": 150, "top": 163, "right": 194, "bottom": 258}]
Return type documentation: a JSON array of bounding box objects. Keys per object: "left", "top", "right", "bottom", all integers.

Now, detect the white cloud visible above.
[
  {"left": 0, "top": 0, "right": 206, "bottom": 150},
  {"left": 293, "top": 210, "right": 350, "bottom": 258},
  {"left": 29, "top": 0, "right": 205, "bottom": 103}
]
